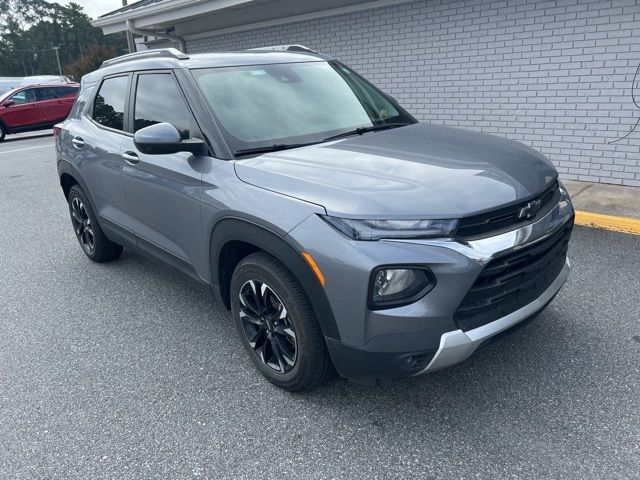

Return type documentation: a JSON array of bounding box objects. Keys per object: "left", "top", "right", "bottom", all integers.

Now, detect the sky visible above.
[{"left": 48, "top": 0, "right": 140, "bottom": 20}]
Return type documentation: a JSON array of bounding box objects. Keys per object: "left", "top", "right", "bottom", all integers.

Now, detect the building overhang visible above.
[{"left": 92, "top": 0, "right": 409, "bottom": 38}]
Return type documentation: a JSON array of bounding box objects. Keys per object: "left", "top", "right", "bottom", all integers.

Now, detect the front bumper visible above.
[
  {"left": 415, "top": 257, "right": 570, "bottom": 374},
  {"left": 286, "top": 188, "right": 574, "bottom": 381},
  {"left": 323, "top": 257, "right": 570, "bottom": 381}
]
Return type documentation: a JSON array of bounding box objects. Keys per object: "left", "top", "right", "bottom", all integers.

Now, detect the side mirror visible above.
[
  {"left": 3, "top": 100, "right": 15, "bottom": 107},
  {"left": 133, "top": 122, "right": 205, "bottom": 155}
]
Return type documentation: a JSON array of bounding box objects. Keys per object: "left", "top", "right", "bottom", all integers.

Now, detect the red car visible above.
[{"left": 0, "top": 83, "right": 79, "bottom": 142}]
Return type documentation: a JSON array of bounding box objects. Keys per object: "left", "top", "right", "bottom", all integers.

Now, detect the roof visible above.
[
  {"left": 15, "top": 82, "right": 79, "bottom": 89},
  {"left": 81, "top": 49, "right": 328, "bottom": 85}
]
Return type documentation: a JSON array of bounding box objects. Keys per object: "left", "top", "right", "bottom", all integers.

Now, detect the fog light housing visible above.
[{"left": 368, "top": 266, "right": 436, "bottom": 309}]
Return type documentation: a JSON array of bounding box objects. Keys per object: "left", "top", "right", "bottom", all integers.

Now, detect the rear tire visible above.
[
  {"left": 0, "top": 124, "right": 5, "bottom": 142},
  {"left": 230, "top": 251, "right": 333, "bottom": 391},
  {"left": 68, "top": 184, "right": 122, "bottom": 262}
]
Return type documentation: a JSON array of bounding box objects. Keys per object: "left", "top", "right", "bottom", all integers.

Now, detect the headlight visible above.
[
  {"left": 369, "top": 266, "right": 436, "bottom": 309},
  {"left": 558, "top": 180, "right": 572, "bottom": 202},
  {"left": 321, "top": 216, "right": 458, "bottom": 240}
]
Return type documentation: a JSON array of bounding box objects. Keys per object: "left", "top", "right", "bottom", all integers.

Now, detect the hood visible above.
[{"left": 234, "top": 123, "right": 558, "bottom": 218}]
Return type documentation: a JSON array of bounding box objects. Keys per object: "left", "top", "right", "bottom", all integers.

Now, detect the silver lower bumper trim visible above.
[{"left": 415, "top": 257, "right": 571, "bottom": 375}]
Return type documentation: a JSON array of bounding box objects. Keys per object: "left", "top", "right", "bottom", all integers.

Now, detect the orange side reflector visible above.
[{"left": 301, "top": 252, "right": 326, "bottom": 287}]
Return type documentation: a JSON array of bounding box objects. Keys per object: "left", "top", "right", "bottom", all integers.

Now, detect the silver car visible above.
[{"left": 56, "top": 46, "right": 574, "bottom": 391}]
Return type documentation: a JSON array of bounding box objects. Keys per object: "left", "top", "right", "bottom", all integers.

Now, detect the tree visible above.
[
  {"left": 0, "top": 0, "right": 126, "bottom": 76},
  {"left": 64, "top": 43, "right": 118, "bottom": 80}
]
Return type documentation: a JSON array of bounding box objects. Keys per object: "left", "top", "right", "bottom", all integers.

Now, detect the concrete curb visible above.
[
  {"left": 564, "top": 180, "right": 640, "bottom": 235},
  {"left": 575, "top": 210, "right": 640, "bottom": 236},
  {"left": 564, "top": 180, "right": 640, "bottom": 219}
]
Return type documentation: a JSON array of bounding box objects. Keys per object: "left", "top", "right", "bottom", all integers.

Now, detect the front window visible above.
[
  {"left": 191, "top": 61, "right": 415, "bottom": 154},
  {"left": 134, "top": 73, "right": 193, "bottom": 140},
  {"left": 10, "top": 89, "right": 36, "bottom": 105}
]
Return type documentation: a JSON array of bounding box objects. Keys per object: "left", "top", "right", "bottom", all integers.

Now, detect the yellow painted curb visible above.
[{"left": 575, "top": 210, "right": 640, "bottom": 236}]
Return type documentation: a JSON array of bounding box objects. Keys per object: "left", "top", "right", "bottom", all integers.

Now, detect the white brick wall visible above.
[{"left": 187, "top": 0, "right": 640, "bottom": 186}]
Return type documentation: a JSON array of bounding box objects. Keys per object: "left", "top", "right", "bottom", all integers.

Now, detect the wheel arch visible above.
[
  {"left": 210, "top": 217, "right": 340, "bottom": 341},
  {"left": 60, "top": 172, "right": 78, "bottom": 200},
  {"left": 57, "top": 160, "right": 98, "bottom": 212}
]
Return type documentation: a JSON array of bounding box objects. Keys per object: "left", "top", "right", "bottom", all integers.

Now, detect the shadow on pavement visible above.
[{"left": 2, "top": 132, "right": 54, "bottom": 143}]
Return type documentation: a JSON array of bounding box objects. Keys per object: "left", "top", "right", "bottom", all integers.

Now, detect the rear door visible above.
[
  {"left": 71, "top": 74, "right": 131, "bottom": 237},
  {"left": 2, "top": 88, "right": 43, "bottom": 128},
  {"left": 38, "top": 86, "right": 78, "bottom": 123},
  {"left": 120, "top": 70, "right": 205, "bottom": 279}
]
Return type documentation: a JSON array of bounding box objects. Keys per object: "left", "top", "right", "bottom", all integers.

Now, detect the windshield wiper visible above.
[
  {"left": 233, "top": 122, "right": 413, "bottom": 157},
  {"left": 233, "top": 142, "right": 320, "bottom": 157},
  {"left": 322, "top": 122, "right": 412, "bottom": 142}
]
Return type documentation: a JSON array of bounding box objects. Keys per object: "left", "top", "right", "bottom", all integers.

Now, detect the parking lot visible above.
[{"left": 0, "top": 133, "right": 638, "bottom": 479}]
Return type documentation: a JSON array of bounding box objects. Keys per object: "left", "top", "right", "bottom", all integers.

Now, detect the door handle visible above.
[
  {"left": 71, "top": 136, "right": 85, "bottom": 148},
  {"left": 123, "top": 151, "right": 139, "bottom": 165}
]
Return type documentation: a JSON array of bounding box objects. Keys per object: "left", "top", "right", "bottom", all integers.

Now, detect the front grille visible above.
[
  {"left": 455, "top": 181, "right": 560, "bottom": 239},
  {"left": 454, "top": 220, "right": 573, "bottom": 332}
]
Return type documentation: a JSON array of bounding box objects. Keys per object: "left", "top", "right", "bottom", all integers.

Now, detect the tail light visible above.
[{"left": 53, "top": 123, "right": 63, "bottom": 138}]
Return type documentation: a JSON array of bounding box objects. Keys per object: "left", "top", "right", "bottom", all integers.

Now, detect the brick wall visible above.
[{"left": 187, "top": 0, "right": 640, "bottom": 186}]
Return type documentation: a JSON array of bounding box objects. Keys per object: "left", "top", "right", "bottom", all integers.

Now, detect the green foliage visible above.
[
  {"left": 64, "top": 43, "right": 118, "bottom": 80},
  {"left": 0, "top": 0, "right": 127, "bottom": 77}
]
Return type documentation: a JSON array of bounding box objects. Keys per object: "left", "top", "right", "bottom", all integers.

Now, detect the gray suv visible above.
[{"left": 56, "top": 46, "right": 574, "bottom": 391}]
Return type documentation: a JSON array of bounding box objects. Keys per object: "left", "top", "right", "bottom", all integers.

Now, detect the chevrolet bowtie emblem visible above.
[{"left": 518, "top": 199, "right": 542, "bottom": 219}]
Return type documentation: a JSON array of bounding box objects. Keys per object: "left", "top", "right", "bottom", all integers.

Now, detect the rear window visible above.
[
  {"left": 53, "top": 86, "right": 78, "bottom": 97},
  {"left": 92, "top": 76, "right": 128, "bottom": 131},
  {"left": 38, "top": 88, "right": 58, "bottom": 100}
]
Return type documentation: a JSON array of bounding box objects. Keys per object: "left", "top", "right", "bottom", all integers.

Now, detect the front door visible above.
[
  {"left": 121, "top": 71, "right": 205, "bottom": 280},
  {"left": 2, "top": 88, "right": 43, "bottom": 128}
]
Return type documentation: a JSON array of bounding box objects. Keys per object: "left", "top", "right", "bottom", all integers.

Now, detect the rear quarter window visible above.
[
  {"left": 69, "top": 85, "right": 94, "bottom": 119},
  {"left": 92, "top": 76, "right": 128, "bottom": 131}
]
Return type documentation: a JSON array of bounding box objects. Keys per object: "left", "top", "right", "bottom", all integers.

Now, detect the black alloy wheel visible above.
[
  {"left": 70, "top": 196, "right": 95, "bottom": 254},
  {"left": 238, "top": 279, "right": 297, "bottom": 373},
  {"left": 67, "top": 184, "right": 122, "bottom": 263},
  {"left": 230, "top": 251, "right": 333, "bottom": 391}
]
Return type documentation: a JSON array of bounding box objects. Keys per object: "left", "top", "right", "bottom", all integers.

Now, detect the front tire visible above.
[
  {"left": 0, "top": 124, "right": 5, "bottom": 142},
  {"left": 230, "top": 252, "right": 333, "bottom": 391},
  {"left": 68, "top": 184, "right": 122, "bottom": 262}
]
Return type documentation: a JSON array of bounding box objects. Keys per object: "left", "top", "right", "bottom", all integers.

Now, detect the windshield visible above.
[{"left": 191, "top": 61, "right": 416, "bottom": 154}]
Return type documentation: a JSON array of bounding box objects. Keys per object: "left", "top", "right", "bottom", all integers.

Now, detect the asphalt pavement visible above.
[{"left": 0, "top": 133, "right": 639, "bottom": 479}]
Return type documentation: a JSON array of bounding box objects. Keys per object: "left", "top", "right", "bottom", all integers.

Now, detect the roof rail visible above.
[
  {"left": 101, "top": 48, "right": 189, "bottom": 68},
  {"left": 246, "top": 45, "right": 318, "bottom": 54}
]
